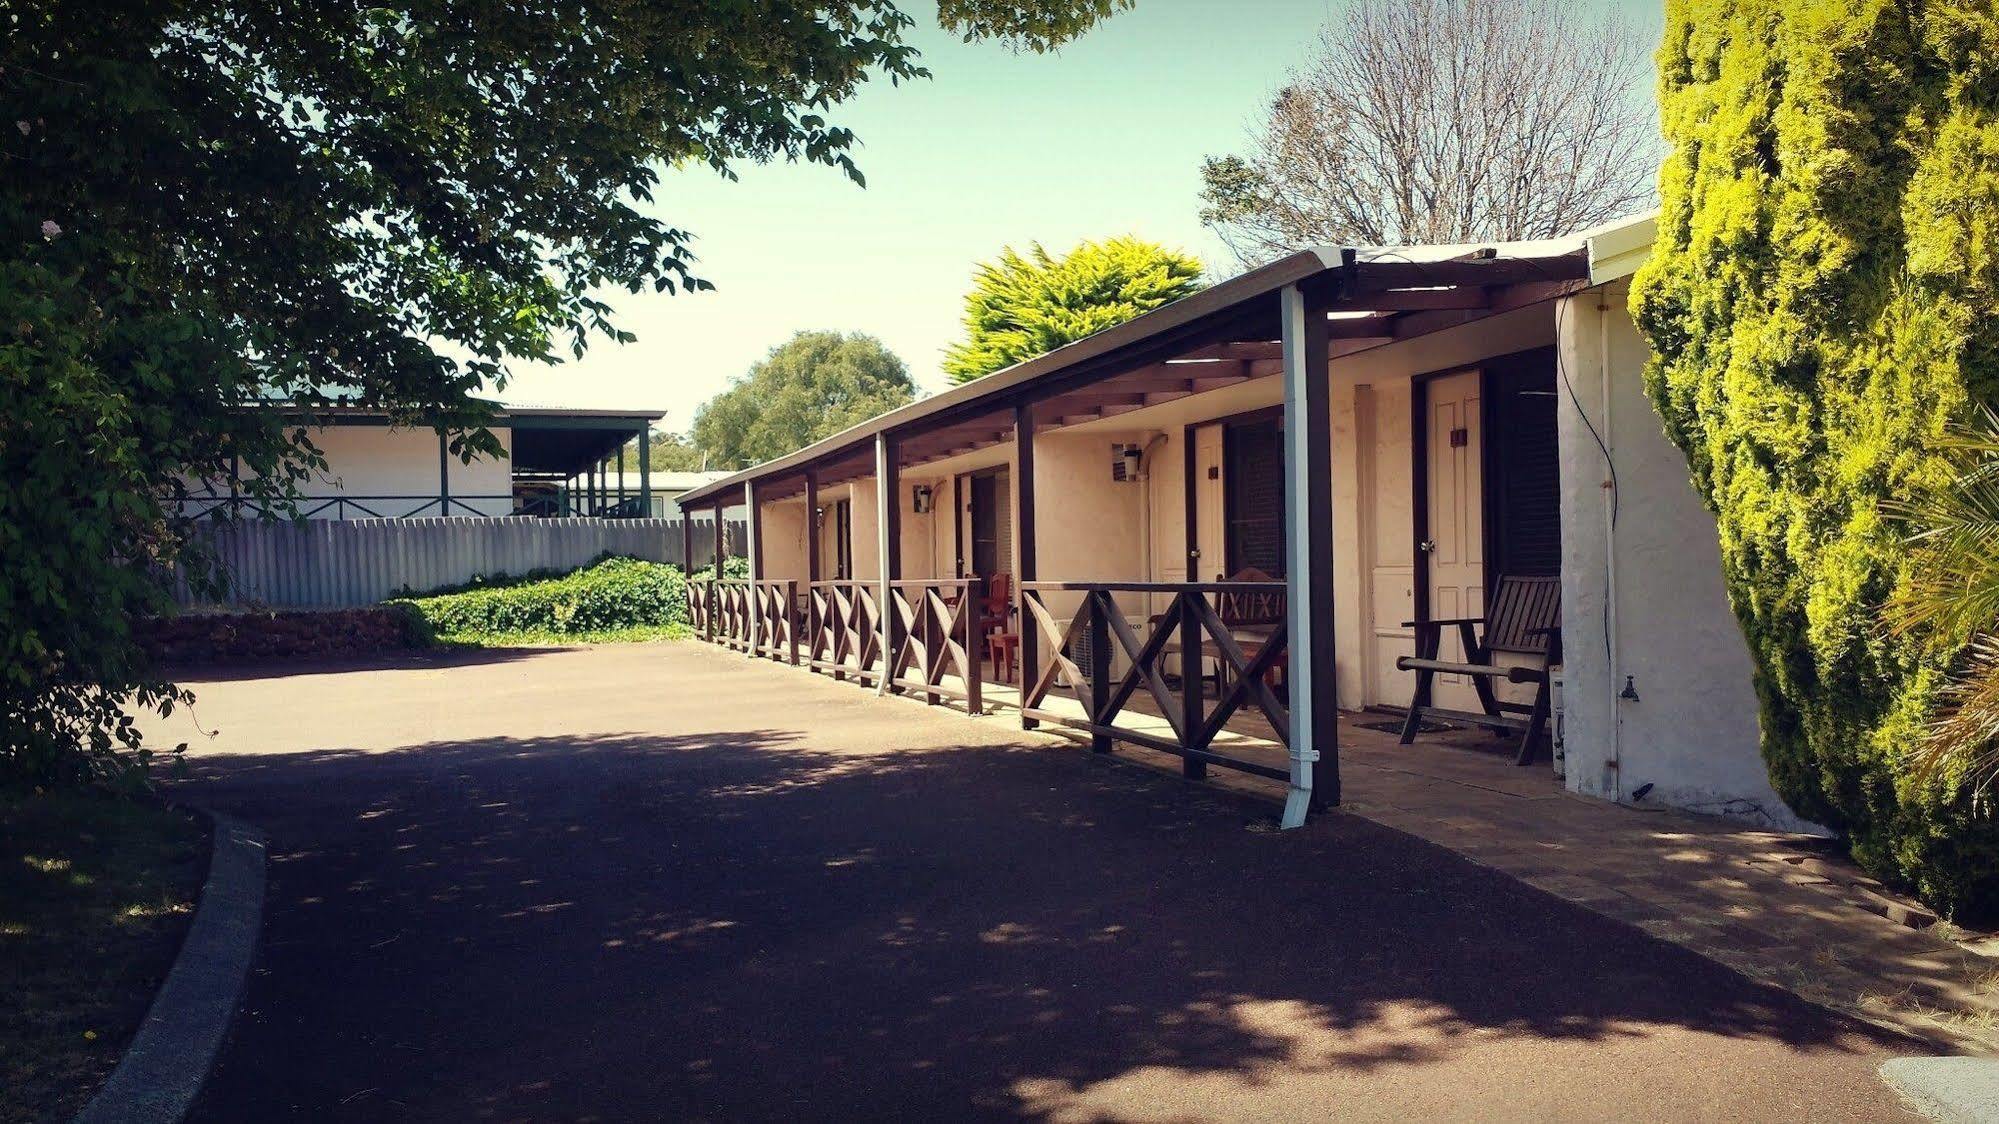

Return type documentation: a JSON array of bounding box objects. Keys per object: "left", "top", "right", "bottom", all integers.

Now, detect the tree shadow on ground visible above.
[
  {"left": 163, "top": 644, "right": 560, "bottom": 685},
  {"left": 175, "top": 726, "right": 1913, "bottom": 1122}
]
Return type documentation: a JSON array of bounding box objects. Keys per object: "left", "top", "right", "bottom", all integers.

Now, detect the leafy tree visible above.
[
  {"left": 692, "top": 332, "right": 917, "bottom": 469},
  {"left": 1632, "top": 0, "right": 1999, "bottom": 918},
  {"left": 1885, "top": 409, "right": 1999, "bottom": 802},
  {"left": 1198, "top": 0, "right": 1656, "bottom": 263},
  {"left": 1, "top": 0, "right": 1127, "bottom": 787},
  {"left": 942, "top": 237, "right": 1204, "bottom": 384},
  {"left": 620, "top": 432, "right": 708, "bottom": 474}
]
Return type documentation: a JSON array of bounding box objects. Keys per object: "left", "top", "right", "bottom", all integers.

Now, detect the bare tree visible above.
[{"left": 1199, "top": 0, "right": 1658, "bottom": 263}]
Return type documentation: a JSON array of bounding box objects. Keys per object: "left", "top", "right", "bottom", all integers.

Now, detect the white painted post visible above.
[{"left": 1279, "top": 280, "right": 1338, "bottom": 828}]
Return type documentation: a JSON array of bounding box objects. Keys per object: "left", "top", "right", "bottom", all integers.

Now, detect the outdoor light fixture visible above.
[{"left": 911, "top": 483, "right": 933, "bottom": 513}]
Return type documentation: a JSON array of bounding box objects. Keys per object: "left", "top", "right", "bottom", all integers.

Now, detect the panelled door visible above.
[
  {"left": 1191, "top": 424, "right": 1226, "bottom": 582},
  {"left": 1421, "top": 370, "right": 1485, "bottom": 713}
]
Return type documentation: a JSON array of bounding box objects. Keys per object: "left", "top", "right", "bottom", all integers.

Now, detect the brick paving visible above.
[{"left": 1030, "top": 694, "right": 1999, "bottom": 1054}]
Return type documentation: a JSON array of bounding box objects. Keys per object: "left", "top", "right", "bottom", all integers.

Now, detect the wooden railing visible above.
[
  {"left": 689, "top": 578, "right": 713, "bottom": 635},
  {"left": 886, "top": 578, "right": 983, "bottom": 714},
  {"left": 697, "top": 579, "right": 755, "bottom": 651},
  {"left": 1018, "top": 581, "right": 1290, "bottom": 781},
  {"left": 752, "top": 579, "right": 800, "bottom": 664},
  {"left": 806, "top": 579, "right": 884, "bottom": 685}
]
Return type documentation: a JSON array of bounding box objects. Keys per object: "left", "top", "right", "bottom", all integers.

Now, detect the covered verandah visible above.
[{"left": 679, "top": 239, "right": 1592, "bottom": 826}]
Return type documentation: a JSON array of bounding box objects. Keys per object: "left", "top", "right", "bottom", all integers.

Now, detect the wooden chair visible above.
[
  {"left": 1396, "top": 574, "right": 1561, "bottom": 765},
  {"left": 978, "top": 572, "right": 1012, "bottom": 644},
  {"left": 1217, "top": 568, "right": 1286, "bottom": 691}
]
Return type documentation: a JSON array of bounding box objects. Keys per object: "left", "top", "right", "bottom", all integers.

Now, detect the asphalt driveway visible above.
[{"left": 150, "top": 642, "right": 1916, "bottom": 1122}]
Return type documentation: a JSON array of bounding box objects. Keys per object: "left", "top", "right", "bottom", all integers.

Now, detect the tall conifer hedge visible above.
[{"left": 1632, "top": 0, "right": 1999, "bottom": 916}]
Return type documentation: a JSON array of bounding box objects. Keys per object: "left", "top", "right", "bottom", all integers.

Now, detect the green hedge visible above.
[
  {"left": 391, "top": 556, "right": 689, "bottom": 637},
  {"left": 1633, "top": 0, "right": 1999, "bottom": 918}
]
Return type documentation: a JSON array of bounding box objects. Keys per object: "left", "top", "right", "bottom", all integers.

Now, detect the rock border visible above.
[{"left": 74, "top": 813, "right": 266, "bottom": 1124}]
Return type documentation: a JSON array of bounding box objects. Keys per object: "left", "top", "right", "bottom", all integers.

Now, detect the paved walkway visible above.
[
  {"left": 149, "top": 643, "right": 1918, "bottom": 1121},
  {"left": 990, "top": 674, "right": 1999, "bottom": 1053}
]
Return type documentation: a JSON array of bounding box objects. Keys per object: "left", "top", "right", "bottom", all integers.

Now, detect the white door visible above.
[
  {"left": 1423, "top": 371, "right": 1485, "bottom": 713},
  {"left": 1192, "top": 424, "right": 1226, "bottom": 582},
  {"left": 1360, "top": 383, "right": 1418, "bottom": 708}
]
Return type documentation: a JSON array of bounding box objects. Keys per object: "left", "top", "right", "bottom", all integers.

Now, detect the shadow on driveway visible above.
[{"left": 175, "top": 715, "right": 1913, "bottom": 1122}]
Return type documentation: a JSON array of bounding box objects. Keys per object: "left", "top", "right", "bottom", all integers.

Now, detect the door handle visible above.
[{"left": 1419, "top": 540, "right": 1437, "bottom": 553}]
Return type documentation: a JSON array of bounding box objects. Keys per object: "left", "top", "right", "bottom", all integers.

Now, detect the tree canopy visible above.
[
  {"left": 942, "top": 237, "right": 1205, "bottom": 385},
  {"left": 1, "top": 0, "right": 1128, "bottom": 786},
  {"left": 1632, "top": 0, "right": 1999, "bottom": 919},
  {"left": 1198, "top": 0, "right": 1656, "bottom": 262},
  {"left": 692, "top": 332, "right": 918, "bottom": 470}
]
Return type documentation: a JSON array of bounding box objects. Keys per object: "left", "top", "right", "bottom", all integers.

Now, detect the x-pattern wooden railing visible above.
[
  {"left": 1018, "top": 581, "right": 1290, "bottom": 781},
  {"left": 885, "top": 578, "right": 983, "bottom": 714},
  {"left": 704, "top": 579, "right": 754, "bottom": 652},
  {"left": 751, "top": 579, "right": 800, "bottom": 664},
  {"left": 688, "top": 579, "right": 714, "bottom": 635},
  {"left": 806, "top": 579, "right": 883, "bottom": 685}
]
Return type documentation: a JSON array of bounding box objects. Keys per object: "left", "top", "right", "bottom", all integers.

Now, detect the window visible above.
[{"left": 1225, "top": 415, "right": 1286, "bottom": 578}]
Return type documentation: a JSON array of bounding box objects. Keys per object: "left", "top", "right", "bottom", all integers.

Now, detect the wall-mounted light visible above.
[
  {"left": 1123, "top": 444, "right": 1144, "bottom": 480},
  {"left": 911, "top": 483, "right": 933, "bottom": 514}
]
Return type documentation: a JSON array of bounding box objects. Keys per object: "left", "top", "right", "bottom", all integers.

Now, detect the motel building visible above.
[{"left": 675, "top": 214, "right": 1805, "bottom": 833}]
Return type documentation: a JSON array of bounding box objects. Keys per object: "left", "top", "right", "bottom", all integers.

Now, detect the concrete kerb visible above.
[
  {"left": 74, "top": 813, "right": 267, "bottom": 1124},
  {"left": 1881, "top": 1057, "right": 1999, "bottom": 1123}
]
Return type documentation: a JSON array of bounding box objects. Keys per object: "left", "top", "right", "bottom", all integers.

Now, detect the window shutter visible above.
[{"left": 1487, "top": 352, "right": 1561, "bottom": 578}]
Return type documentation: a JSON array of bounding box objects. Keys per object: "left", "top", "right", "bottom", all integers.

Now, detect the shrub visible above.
[
  {"left": 392, "top": 556, "right": 689, "bottom": 638},
  {"left": 1633, "top": 0, "right": 1999, "bottom": 918}
]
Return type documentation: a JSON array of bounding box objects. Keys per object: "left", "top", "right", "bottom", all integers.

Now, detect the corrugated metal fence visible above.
[{"left": 174, "top": 517, "right": 744, "bottom": 609}]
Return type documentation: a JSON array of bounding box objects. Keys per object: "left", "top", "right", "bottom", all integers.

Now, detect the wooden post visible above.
[
  {"left": 712, "top": 498, "right": 725, "bottom": 575},
  {"left": 785, "top": 579, "right": 800, "bottom": 665},
  {"left": 437, "top": 430, "right": 451, "bottom": 516},
  {"left": 1280, "top": 276, "right": 1340, "bottom": 827},
  {"left": 1013, "top": 403, "right": 1037, "bottom": 729},
  {"left": 1088, "top": 590, "right": 1111, "bottom": 753},
  {"left": 1179, "top": 588, "right": 1204, "bottom": 777},
  {"left": 963, "top": 575, "right": 983, "bottom": 715},
  {"left": 804, "top": 469, "right": 820, "bottom": 674},
  {"left": 746, "top": 480, "right": 761, "bottom": 658},
  {"left": 640, "top": 423, "right": 652, "bottom": 518},
  {"left": 680, "top": 511, "right": 692, "bottom": 574},
  {"left": 876, "top": 432, "right": 900, "bottom": 695}
]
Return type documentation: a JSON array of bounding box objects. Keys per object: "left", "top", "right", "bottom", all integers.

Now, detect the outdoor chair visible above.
[
  {"left": 1395, "top": 574, "right": 1561, "bottom": 765},
  {"left": 1157, "top": 568, "right": 1288, "bottom": 696},
  {"left": 978, "top": 572, "right": 1013, "bottom": 644}
]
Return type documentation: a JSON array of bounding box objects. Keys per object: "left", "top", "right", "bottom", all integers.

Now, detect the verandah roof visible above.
[{"left": 675, "top": 221, "right": 1642, "bottom": 510}]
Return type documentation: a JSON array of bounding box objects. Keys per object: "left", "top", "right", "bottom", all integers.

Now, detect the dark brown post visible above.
[
  {"left": 786, "top": 579, "right": 799, "bottom": 665},
  {"left": 746, "top": 480, "right": 761, "bottom": 657},
  {"left": 963, "top": 575, "right": 983, "bottom": 715},
  {"left": 805, "top": 469, "right": 820, "bottom": 674},
  {"left": 876, "top": 432, "right": 901, "bottom": 695},
  {"left": 1088, "top": 590, "right": 1111, "bottom": 753},
  {"left": 680, "top": 513, "right": 692, "bottom": 576},
  {"left": 712, "top": 498, "right": 725, "bottom": 575},
  {"left": 1013, "top": 403, "right": 1037, "bottom": 729},
  {"left": 438, "top": 430, "right": 451, "bottom": 516},
  {"left": 1180, "top": 588, "right": 1204, "bottom": 776}
]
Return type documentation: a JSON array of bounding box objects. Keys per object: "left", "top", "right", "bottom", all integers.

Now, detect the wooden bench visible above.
[{"left": 1396, "top": 574, "right": 1561, "bottom": 765}]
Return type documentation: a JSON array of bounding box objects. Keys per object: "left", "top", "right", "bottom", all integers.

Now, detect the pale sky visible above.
[{"left": 494, "top": 0, "right": 1662, "bottom": 436}]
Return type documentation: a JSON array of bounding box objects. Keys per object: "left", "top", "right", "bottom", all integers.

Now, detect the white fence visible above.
[{"left": 174, "top": 516, "right": 744, "bottom": 609}]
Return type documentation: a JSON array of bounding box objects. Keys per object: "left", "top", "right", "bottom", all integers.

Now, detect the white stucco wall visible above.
[
  {"left": 300, "top": 425, "right": 513, "bottom": 517},
  {"left": 1555, "top": 283, "right": 1814, "bottom": 831}
]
